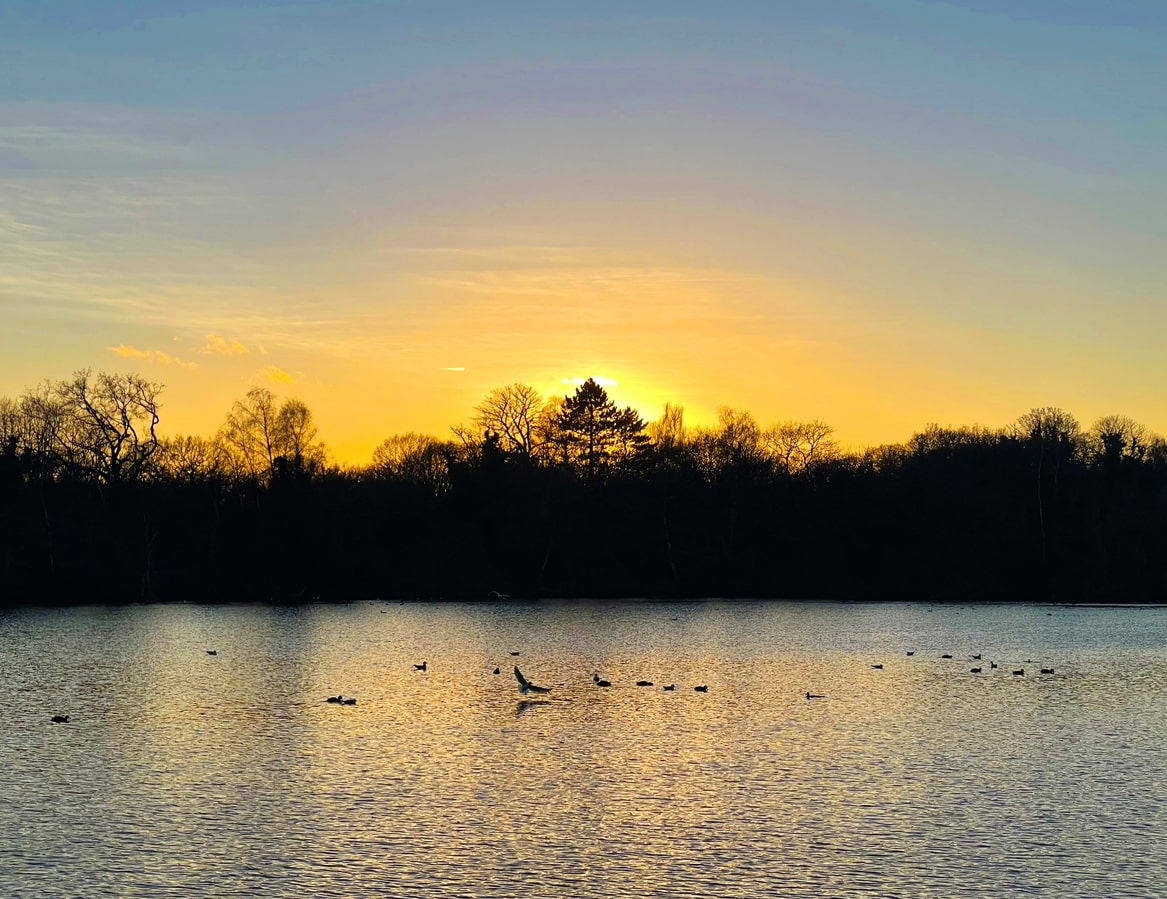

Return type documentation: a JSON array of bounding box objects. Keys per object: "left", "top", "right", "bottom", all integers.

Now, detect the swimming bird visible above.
[
  {"left": 694, "top": 685, "right": 708, "bottom": 692},
  {"left": 871, "top": 664, "right": 883, "bottom": 670},
  {"left": 50, "top": 715, "right": 70, "bottom": 724},
  {"left": 593, "top": 674, "right": 611, "bottom": 688},
  {"left": 806, "top": 692, "right": 825, "bottom": 700},
  {"left": 206, "top": 650, "right": 217, "bottom": 656},
  {"left": 906, "top": 651, "right": 915, "bottom": 656},
  {"left": 971, "top": 653, "right": 982, "bottom": 660},
  {"left": 663, "top": 684, "right": 676, "bottom": 691},
  {"left": 636, "top": 680, "right": 654, "bottom": 687},
  {"left": 510, "top": 651, "right": 521, "bottom": 657},
  {"left": 325, "top": 695, "right": 343, "bottom": 703},
  {"left": 413, "top": 661, "right": 427, "bottom": 671},
  {"left": 1012, "top": 668, "right": 1025, "bottom": 676},
  {"left": 990, "top": 661, "right": 998, "bottom": 669},
  {"left": 341, "top": 697, "right": 357, "bottom": 705},
  {"left": 514, "top": 666, "right": 550, "bottom": 694},
  {"left": 941, "top": 654, "right": 953, "bottom": 659},
  {"left": 970, "top": 667, "right": 982, "bottom": 674},
  {"left": 492, "top": 667, "right": 500, "bottom": 675},
  {"left": 1040, "top": 668, "right": 1054, "bottom": 674}
]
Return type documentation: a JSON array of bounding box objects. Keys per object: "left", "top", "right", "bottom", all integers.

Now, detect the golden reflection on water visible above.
[{"left": 2, "top": 601, "right": 1166, "bottom": 898}]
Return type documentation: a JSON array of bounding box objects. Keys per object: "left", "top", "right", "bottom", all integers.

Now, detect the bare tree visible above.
[
  {"left": 153, "top": 434, "right": 230, "bottom": 485},
  {"left": 219, "top": 387, "right": 279, "bottom": 481},
  {"left": 273, "top": 399, "right": 326, "bottom": 474},
  {"left": 370, "top": 432, "right": 451, "bottom": 494},
  {"left": 1089, "top": 414, "right": 1154, "bottom": 465},
  {"left": 763, "top": 419, "right": 839, "bottom": 475},
  {"left": 50, "top": 369, "right": 162, "bottom": 484},
  {"left": 472, "top": 384, "right": 546, "bottom": 460},
  {"left": 648, "top": 402, "right": 686, "bottom": 450}
]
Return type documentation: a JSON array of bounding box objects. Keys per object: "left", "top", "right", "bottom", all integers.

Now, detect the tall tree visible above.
[{"left": 554, "top": 378, "right": 647, "bottom": 481}]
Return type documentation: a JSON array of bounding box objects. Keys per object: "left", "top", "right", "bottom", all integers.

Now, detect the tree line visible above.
[{"left": 2, "top": 370, "right": 1165, "bottom": 605}]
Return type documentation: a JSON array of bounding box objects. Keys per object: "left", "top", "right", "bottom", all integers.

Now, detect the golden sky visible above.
[{"left": 3, "top": 2, "right": 1165, "bottom": 463}]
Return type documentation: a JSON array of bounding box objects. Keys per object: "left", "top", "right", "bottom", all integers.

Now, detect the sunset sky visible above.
[{"left": 2, "top": 1, "right": 1164, "bottom": 463}]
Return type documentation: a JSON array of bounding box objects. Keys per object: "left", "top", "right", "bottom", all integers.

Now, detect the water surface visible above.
[{"left": 2, "top": 601, "right": 1165, "bottom": 897}]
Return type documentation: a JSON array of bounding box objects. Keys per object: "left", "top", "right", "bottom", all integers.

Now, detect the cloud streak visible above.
[
  {"left": 201, "top": 334, "right": 249, "bottom": 355},
  {"left": 108, "top": 344, "right": 199, "bottom": 368}
]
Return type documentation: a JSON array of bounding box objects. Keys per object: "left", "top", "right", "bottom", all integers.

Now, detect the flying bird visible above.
[{"left": 514, "top": 666, "right": 550, "bottom": 694}]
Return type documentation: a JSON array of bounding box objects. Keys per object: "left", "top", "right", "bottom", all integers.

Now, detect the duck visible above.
[
  {"left": 341, "top": 697, "right": 357, "bottom": 705},
  {"left": 906, "top": 651, "right": 915, "bottom": 656},
  {"left": 1012, "top": 668, "right": 1025, "bottom": 676},
  {"left": 871, "top": 664, "right": 883, "bottom": 670},
  {"left": 492, "top": 667, "right": 500, "bottom": 675},
  {"left": 990, "top": 661, "right": 998, "bottom": 669},
  {"left": 413, "top": 661, "right": 427, "bottom": 671},
  {"left": 636, "top": 680, "right": 654, "bottom": 687},
  {"left": 1040, "top": 668, "right": 1054, "bottom": 674},
  {"left": 806, "top": 692, "right": 825, "bottom": 700},
  {"left": 941, "top": 654, "right": 953, "bottom": 659},
  {"left": 694, "top": 685, "right": 708, "bottom": 693},
  {"left": 50, "top": 714, "right": 70, "bottom": 724},
  {"left": 514, "top": 666, "right": 550, "bottom": 695},
  {"left": 593, "top": 674, "right": 611, "bottom": 688},
  {"left": 662, "top": 684, "right": 676, "bottom": 691},
  {"left": 206, "top": 650, "right": 217, "bottom": 656},
  {"left": 971, "top": 653, "right": 982, "bottom": 660},
  {"left": 970, "top": 667, "right": 982, "bottom": 674},
  {"left": 325, "top": 695, "right": 343, "bottom": 704}
]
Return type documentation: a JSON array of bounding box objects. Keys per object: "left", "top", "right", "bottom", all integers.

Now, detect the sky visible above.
[{"left": 2, "top": 1, "right": 1164, "bottom": 463}]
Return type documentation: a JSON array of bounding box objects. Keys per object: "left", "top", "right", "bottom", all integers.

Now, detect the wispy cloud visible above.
[
  {"left": 108, "top": 344, "right": 199, "bottom": 368},
  {"left": 257, "top": 365, "right": 296, "bottom": 384},
  {"left": 201, "top": 333, "right": 250, "bottom": 355},
  {"left": 441, "top": 367, "right": 466, "bottom": 372}
]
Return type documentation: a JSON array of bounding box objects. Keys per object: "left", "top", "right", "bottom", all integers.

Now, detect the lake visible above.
[{"left": 2, "top": 600, "right": 1165, "bottom": 897}]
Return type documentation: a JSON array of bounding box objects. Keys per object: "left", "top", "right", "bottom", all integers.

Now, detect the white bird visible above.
[{"left": 514, "top": 666, "right": 550, "bottom": 695}]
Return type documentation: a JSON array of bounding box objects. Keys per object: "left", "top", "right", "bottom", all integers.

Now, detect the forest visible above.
[{"left": 1, "top": 369, "right": 1165, "bottom": 606}]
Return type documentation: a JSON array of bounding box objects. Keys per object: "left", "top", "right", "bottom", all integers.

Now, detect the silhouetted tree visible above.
[
  {"left": 471, "top": 383, "right": 547, "bottom": 461},
  {"left": 554, "top": 378, "right": 647, "bottom": 481},
  {"left": 51, "top": 369, "right": 162, "bottom": 485}
]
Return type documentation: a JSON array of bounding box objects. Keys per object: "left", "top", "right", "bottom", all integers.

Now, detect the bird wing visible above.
[{"left": 514, "top": 666, "right": 528, "bottom": 687}]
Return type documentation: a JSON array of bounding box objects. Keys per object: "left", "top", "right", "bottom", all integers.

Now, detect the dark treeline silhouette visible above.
[{"left": 2, "top": 371, "right": 1166, "bottom": 606}]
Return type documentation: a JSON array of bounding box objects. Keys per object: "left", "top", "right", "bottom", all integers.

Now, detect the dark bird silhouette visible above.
[
  {"left": 971, "top": 654, "right": 982, "bottom": 660},
  {"left": 492, "top": 667, "right": 500, "bottom": 675},
  {"left": 970, "top": 667, "right": 982, "bottom": 674},
  {"left": 1013, "top": 668, "right": 1025, "bottom": 676},
  {"left": 694, "top": 685, "right": 708, "bottom": 692},
  {"left": 990, "top": 661, "right": 998, "bottom": 669},
  {"left": 413, "top": 661, "right": 427, "bottom": 671},
  {"left": 206, "top": 650, "right": 217, "bottom": 656},
  {"left": 663, "top": 684, "right": 676, "bottom": 691},
  {"left": 341, "top": 698, "right": 357, "bottom": 705},
  {"left": 941, "top": 654, "right": 953, "bottom": 659},
  {"left": 806, "top": 692, "right": 825, "bottom": 700},
  {"left": 871, "top": 664, "right": 883, "bottom": 670},
  {"left": 325, "top": 695, "right": 343, "bottom": 703},
  {"left": 1040, "top": 668, "right": 1054, "bottom": 674},
  {"left": 515, "top": 666, "right": 550, "bottom": 694},
  {"left": 636, "top": 680, "right": 654, "bottom": 687},
  {"left": 593, "top": 674, "right": 611, "bottom": 688},
  {"left": 510, "top": 651, "right": 521, "bottom": 657},
  {"left": 906, "top": 651, "right": 915, "bottom": 656},
  {"left": 50, "top": 715, "right": 70, "bottom": 724}
]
